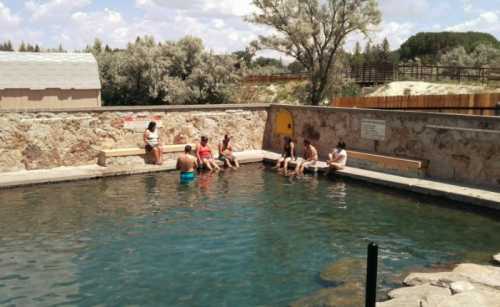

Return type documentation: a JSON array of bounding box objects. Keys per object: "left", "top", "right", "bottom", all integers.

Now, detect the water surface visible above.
[{"left": 1, "top": 165, "right": 499, "bottom": 306}]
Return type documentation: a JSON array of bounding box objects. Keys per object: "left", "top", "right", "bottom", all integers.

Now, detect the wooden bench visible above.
[
  {"left": 98, "top": 144, "right": 195, "bottom": 166},
  {"left": 346, "top": 150, "right": 428, "bottom": 178}
]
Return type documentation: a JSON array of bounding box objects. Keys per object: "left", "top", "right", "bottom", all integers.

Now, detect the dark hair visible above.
[
  {"left": 284, "top": 136, "right": 291, "bottom": 143},
  {"left": 201, "top": 136, "right": 208, "bottom": 142},
  {"left": 185, "top": 145, "right": 192, "bottom": 153},
  {"left": 337, "top": 141, "right": 346, "bottom": 150},
  {"left": 147, "top": 121, "right": 156, "bottom": 132},
  {"left": 304, "top": 139, "right": 311, "bottom": 145}
]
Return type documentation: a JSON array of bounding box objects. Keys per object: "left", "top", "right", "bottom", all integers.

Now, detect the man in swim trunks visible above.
[
  {"left": 177, "top": 145, "right": 198, "bottom": 183},
  {"left": 295, "top": 139, "right": 318, "bottom": 176}
]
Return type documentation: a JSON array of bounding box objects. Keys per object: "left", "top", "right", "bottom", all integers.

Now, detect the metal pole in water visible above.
[{"left": 365, "top": 242, "right": 378, "bottom": 307}]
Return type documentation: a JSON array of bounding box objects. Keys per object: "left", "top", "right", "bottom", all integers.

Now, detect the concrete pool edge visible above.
[{"left": 0, "top": 150, "right": 499, "bottom": 210}]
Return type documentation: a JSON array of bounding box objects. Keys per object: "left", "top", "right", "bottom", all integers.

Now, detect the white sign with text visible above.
[{"left": 361, "top": 119, "right": 386, "bottom": 141}]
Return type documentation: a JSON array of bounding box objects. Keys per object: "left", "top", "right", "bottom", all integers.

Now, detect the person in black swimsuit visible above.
[{"left": 274, "top": 136, "right": 296, "bottom": 175}]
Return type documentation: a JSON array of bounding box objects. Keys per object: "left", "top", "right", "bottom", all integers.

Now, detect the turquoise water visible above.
[{"left": 1, "top": 165, "right": 500, "bottom": 306}]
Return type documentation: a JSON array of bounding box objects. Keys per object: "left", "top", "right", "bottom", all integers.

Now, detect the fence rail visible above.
[
  {"left": 244, "top": 65, "right": 500, "bottom": 85},
  {"left": 331, "top": 93, "right": 500, "bottom": 116}
]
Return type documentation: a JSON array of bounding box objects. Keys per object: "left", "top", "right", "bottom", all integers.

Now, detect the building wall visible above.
[
  {"left": 0, "top": 105, "right": 268, "bottom": 172},
  {"left": 0, "top": 89, "right": 101, "bottom": 110},
  {"left": 264, "top": 105, "right": 500, "bottom": 188}
]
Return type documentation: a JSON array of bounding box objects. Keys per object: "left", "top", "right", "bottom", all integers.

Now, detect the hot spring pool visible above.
[{"left": 1, "top": 164, "right": 500, "bottom": 306}]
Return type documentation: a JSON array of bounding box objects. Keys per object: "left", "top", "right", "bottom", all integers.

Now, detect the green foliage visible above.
[
  {"left": 400, "top": 32, "right": 500, "bottom": 64},
  {"left": 287, "top": 60, "right": 305, "bottom": 73},
  {"left": 247, "top": 0, "right": 381, "bottom": 105},
  {"left": 0, "top": 40, "right": 13, "bottom": 51},
  {"left": 89, "top": 36, "right": 243, "bottom": 106},
  {"left": 439, "top": 44, "right": 500, "bottom": 68},
  {"left": 350, "top": 38, "right": 397, "bottom": 66}
]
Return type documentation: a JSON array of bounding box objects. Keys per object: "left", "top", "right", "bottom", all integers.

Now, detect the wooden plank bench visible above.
[
  {"left": 98, "top": 144, "right": 195, "bottom": 166},
  {"left": 346, "top": 150, "right": 428, "bottom": 178}
]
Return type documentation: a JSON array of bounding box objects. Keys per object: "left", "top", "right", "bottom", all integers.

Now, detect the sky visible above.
[{"left": 0, "top": 0, "right": 499, "bottom": 56}]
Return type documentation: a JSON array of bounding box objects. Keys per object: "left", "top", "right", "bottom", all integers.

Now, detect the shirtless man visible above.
[
  {"left": 295, "top": 139, "right": 318, "bottom": 176},
  {"left": 177, "top": 145, "right": 198, "bottom": 183}
]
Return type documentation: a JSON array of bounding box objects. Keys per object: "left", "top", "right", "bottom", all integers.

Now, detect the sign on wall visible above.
[
  {"left": 123, "top": 114, "right": 163, "bottom": 131},
  {"left": 361, "top": 119, "right": 386, "bottom": 141}
]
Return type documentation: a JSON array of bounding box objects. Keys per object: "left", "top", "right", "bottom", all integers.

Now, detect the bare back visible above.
[{"left": 177, "top": 154, "right": 197, "bottom": 172}]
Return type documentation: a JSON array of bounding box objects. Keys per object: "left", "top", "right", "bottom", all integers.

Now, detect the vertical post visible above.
[{"left": 365, "top": 242, "right": 378, "bottom": 307}]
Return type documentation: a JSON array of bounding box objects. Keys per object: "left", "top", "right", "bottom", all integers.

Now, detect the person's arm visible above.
[
  {"left": 176, "top": 158, "right": 181, "bottom": 170},
  {"left": 193, "top": 157, "right": 199, "bottom": 169},
  {"left": 290, "top": 143, "right": 295, "bottom": 160},
  {"left": 143, "top": 130, "right": 149, "bottom": 145},
  {"left": 218, "top": 142, "right": 223, "bottom": 157},
  {"left": 310, "top": 147, "right": 318, "bottom": 161},
  {"left": 196, "top": 145, "right": 202, "bottom": 161}
]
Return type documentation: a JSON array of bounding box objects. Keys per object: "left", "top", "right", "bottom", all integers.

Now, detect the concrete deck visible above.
[
  {"left": 0, "top": 150, "right": 273, "bottom": 189},
  {"left": 1, "top": 150, "right": 499, "bottom": 210}
]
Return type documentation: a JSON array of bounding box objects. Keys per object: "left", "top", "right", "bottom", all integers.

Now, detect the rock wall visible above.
[
  {"left": 0, "top": 105, "right": 268, "bottom": 172},
  {"left": 264, "top": 105, "right": 500, "bottom": 188}
]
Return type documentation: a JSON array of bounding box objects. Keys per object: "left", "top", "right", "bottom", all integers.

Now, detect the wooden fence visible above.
[
  {"left": 331, "top": 93, "right": 500, "bottom": 116},
  {"left": 244, "top": 65, "right": 500, "bottom": 85}
]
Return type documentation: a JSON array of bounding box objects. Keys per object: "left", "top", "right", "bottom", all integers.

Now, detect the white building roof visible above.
[{"left": 0, "top": 52, "right": 101, "bottom": 90}]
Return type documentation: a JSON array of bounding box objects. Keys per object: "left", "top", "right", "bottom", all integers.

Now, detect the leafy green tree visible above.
[
  {"left": 247, "top": 0, "right": 381, "bottom": 105},
  {"left": 288, "top": 60, "right": 306, "bottom": 73},
  {"left": 400, "top": 32, "right": 500, "bottom": 64},
  {"left": 350, "top": 41, "right": 364, "bottom": 66},
  {"left": 93, "top": 35, "right": 243, "bottom": 106},
  {"left": 19, "top": 42, "right": 26, "bottom": 52}
]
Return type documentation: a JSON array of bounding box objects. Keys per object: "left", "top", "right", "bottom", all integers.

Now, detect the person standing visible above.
[
  {"left": 218, "top": 135, "right": 240, "bottom": 169},
  {"left": 143, "top": 121, "right": 162, "bottom": 165},
  {"left": 177, "top": 145, "right": 198, "bottom": 183},
  {"left": 295, "top": 139, "right": 318, "bottom": 176}
]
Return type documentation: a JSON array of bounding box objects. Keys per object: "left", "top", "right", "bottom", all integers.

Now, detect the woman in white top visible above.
[
  {"left": 143, "top": 121, "right": 163, "bottom": 165},
  {"left": 327, "top": 141, "right": 347, "bottom": 170}
]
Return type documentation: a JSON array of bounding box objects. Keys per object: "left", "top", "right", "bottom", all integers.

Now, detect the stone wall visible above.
[
  {"left": 0, "top": 105, "right": 268, "bottom": 172},
  {"left": 264, "top": 105, "right": 500, "bottom": 188}
]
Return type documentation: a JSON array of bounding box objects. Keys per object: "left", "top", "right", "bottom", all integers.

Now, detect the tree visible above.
[
  {"left": 350, "top": 41, "right": 364, "bottom": 66},
  {"left": 19, "top": 42, "right": 26, "bottom": 52},
  {"left": 248, "top": 0, "right": 381, "bottom": 105},
  {"left": 0, "top": 41, "right": 13, "bottom": 51},
  {"left": 288, "top": 60, "right": 306, "bottom": 73},
  {"left": 380, "top": 37, "right": 391, "bottom": 63},
  {"left": 34, "top": 44, "right": 40, "bottom": 52},
  {"left": 400, "top": 32, "right": 500, "bottom": 64}
]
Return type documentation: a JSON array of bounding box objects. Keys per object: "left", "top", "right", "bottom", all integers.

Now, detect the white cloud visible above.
[
  {"left": 25, "top": 0, "right": 91, "bottom": 21},
  {"left": 0, "top": 1, "right": 20, "bottom": 28},
  {"left": 446, "top": 11, "right": 500, "bottom": 34},
  {"left": 379, "top": 0, "right": 430, "bottom": 19}
]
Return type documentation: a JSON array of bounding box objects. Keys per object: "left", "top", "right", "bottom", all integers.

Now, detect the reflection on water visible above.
[{"left": 0, "top": 165, "right": 499, "bottom": 306}]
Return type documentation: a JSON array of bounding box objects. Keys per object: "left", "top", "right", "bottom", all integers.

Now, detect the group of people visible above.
[
  {"left": 143, "top": 121, "right": 239, "bottom": 183},
  {"left": 274, "top": 136, "right": 347, "bottom": 176},
  {"left": 144, "top": 121, "right": 347, "bottom": 183}
]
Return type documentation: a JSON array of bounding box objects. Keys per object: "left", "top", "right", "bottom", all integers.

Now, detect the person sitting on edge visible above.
[
  {"left": 177, "top": 145, "right": 198, "bottom": 183},
  {"left": 295, "top": 139, "right": 318, "bottom": 176},
  {"left": 327, "top": 141, "right": 348, "bottom": 171},
  {"left": 143, "top": 121, "right": 162, "bottom": 165},
  {"left": 274, "top": 136, "right": 295, "bottom": 175},
  {"left": 196, "top": 136, "right": 220, "bottom": 172},
  {"left": 218, "top": 134, "right": 240, "bottom": 169}
]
